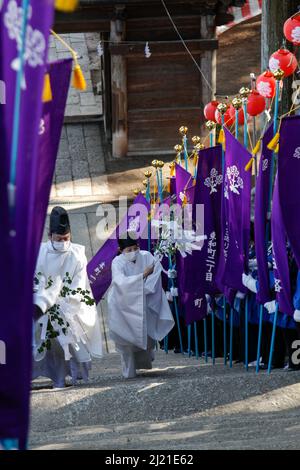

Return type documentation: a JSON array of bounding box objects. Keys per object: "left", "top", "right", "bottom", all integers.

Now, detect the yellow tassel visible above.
[
  {"left": 275, "top": 143, "right": 279, "bottom": 154},
  {"left": 55, "top": 0, "right": 78, "bottom": 12},
  {"left": 252, "top": 139, "right": 261, "bottom": 156},
  {"left": 245, "top": 157, "right": 254, "bottom": 172},
  {"left": 42, "top": 73, "right": 52, "bottom": 103},
  {"left": 182, "top": 194, "right": 187, "bottom": 207},
  {"left": 218, "top": 128, "right": 225, "bottom": 144},
  {"left": 267, "top": 132, "right": 280, "bottom": 151},
  {"left": 72, "top": 64, "right": 87, "bottom": 90},
  {"left": 168, "top": 179, "right": 171, "bottom": 194},
  {"left": 170, "top": 166, "right": 175, "bottom": 178}
]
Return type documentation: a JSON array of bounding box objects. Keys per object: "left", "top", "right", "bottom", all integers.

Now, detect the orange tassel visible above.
[
  {"left": 42, "top": 73, "right": 52, "bottom": 103},
  {"left": 72, "top": 64, "right": 86, "bottom": 91},
  {"left": 55, "top": 0, "right": 78, "bottom": 12}
]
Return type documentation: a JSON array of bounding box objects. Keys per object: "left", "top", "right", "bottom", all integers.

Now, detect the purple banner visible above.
[
  {"left": 254, "top": 124, "right": 273, "bottom": 304},
  {"left": 32, "top": 59, "right": 73, "bottom": 259},
  {"left": 278, "top": 115, "right": 300, "bottom": 273},
  {"left": 218, "top": 129, "right": 251, "bottom": 294},
  {"left": 178, "top": 146, "right": 223, "bottom": 324},
  {"left": 271, "top": 178, "right": 293, "bottom": 315},
  {"left": 87, "top": 194, "right": 150, "bottom": 304},
  {"left": 0, "top": 0, "right": 54, "bottom": 447}
]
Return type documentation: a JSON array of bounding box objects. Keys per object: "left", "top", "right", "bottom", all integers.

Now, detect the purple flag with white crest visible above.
[
  {"left": 278, "top": 115, "right": 300, "bottom": 273},
  {"left": 219, "top": 129, "right": 251, "bottom": 293},
  {"left": 254, "top": 124, "right": 273, "bottom": 304},
  {"left": 0, "top": 0, "right": 54, "bottom": 448},
  {"left": 178, "top": 146, "right": 224, "bottom": 324},
  {"left": 87, "top": 194, "right": 150, "bottom": 304}
]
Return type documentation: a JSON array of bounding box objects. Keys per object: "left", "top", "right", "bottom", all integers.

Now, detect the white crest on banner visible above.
[
  {"left": 274, "top": 278, "right": 282, "bottom": 293},
  {"left": 257, "top": 81, "right": 272, "bottom": 98},
  {"left": 292, "top": 27, "right": 300, "bottom": 43},
  {"left": 227, "top": 165, "right": 244, "bottom": 195},
  {"left": 293, "top": 147, "right": 300, "bottom": 159},
  {"left": 204, "top": 168, "right": 223, "bottom": 194},
  {"left": 4, "top": 0, "right": 46, "bottom": 89},
  {"left": 262, "top": 158, "right": 269, "bottom": 171}
]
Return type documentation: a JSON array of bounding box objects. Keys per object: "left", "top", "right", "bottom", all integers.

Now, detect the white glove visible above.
[
  {"left": 264, "top": 300, "right": 276, "bottom": 314},
  {"left": 236, "top": 291, "right": 246, "bottom": 300},
  {"left": 242, "top": 273, "right": 258, "bottom": 293},
  {"left": 293, "top": 310, "right": 300, "bottom": 322}
]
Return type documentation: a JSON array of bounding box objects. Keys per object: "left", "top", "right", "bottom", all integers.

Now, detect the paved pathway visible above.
[
  {"left": 48, "top": 33, "right": 102, "bottom": 119},
  {"left": 30, "top": 352, "right": 300, "bottom": 450}
]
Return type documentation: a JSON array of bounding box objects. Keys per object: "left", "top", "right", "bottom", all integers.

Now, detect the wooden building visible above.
[{"left": 55, "top": 0, "right": 246, "bottom": 158}]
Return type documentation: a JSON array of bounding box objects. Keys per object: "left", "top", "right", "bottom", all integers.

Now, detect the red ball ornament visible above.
[
  {"left": 204, "top": 100, "right": 219, "bottom": 122},
  {"left": 269, "top": 48, "right": 297, "bottom": 77},
  {"left": 247, "top": 90, "right": 266, "bottom": 116},
  {"left": 228, "top": 105, "right": 245, "bottom": 125},
  {"left": 256, "top": 70, "right": 276, "bottom": 99},
  {"left": 215, "top": 105, "right": 235, "bottom": 127},
  {"left": 284, "top": 14, "right": 300, "bottom": 46}
]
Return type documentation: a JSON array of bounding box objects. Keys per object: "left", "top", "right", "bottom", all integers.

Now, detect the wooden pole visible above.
[
  {"left": 110, "top": 6, "right": 128, "bottom": 158},
  {"left": 261, "top": 0, "right": 299, "bottom": 115}
]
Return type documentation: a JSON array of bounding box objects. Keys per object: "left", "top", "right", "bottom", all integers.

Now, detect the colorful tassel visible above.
[
  {"left": 55, "top": 0, "right": 78, "bottom": 12},
  {"left": 267, "top": 132, "right": 280, "bottom": 151},
  {"left": 218, "top": 128, "right": 225, "bottom": 144},
  {"left": 245, "top": 157, "right": 254, "bottom": 172},
  {"left": 274, "top": 143, "right": 279, "bottom": 154},
  {"left": 42, "top": 73, "right": 52, "bottom": 103},
  {"left": 72, "top": 64, "right": 86, "bottom": 91},
  {"left": 252, "top": 139, "right": 261, "bottom": 156}
]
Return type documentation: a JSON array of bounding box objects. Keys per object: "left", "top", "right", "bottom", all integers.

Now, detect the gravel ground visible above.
[{"left": 29, "top": 351, "right": 300, "bottom": 450}]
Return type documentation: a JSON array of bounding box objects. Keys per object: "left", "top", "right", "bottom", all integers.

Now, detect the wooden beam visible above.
[{"left": 109, "top": 39, "right": 218, "bottom": 57}]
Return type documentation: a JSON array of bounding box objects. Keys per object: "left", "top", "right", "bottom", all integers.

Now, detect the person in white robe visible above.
[
  {"left": 32, "top": 206, "right": 103, "bottom": 389},
  {"left": 107, "top": 233, "right": 175, "bottom": 379}
]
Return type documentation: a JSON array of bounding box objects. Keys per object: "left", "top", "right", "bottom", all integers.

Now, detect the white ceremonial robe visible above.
[
  {"left": 32, "top": 241, "right": 103, "bottom": 387},
  {"left": 107, "top": 250, "right": 174, "bottom": 378}
]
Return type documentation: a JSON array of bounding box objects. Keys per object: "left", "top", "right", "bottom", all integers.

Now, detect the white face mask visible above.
[
  {"left": 52, "top": 241, "right": 70, "bottom": 253},
  {"left": 123, "top": 250, "right": 138, "bottom": 262}
]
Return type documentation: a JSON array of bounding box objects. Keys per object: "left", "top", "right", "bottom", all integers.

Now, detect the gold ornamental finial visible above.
[
  {"left": 232, "top": 96, "right": 243, "bottom": 109},
  {"left": 179, "top": 126, "right": 188, "bottom": 136},
  {"left": 195, "top": 142, "right": 205, "bottom": 151},
  {"left": 174, "top": 144, "right": 183, "bottom": 153},
  {"left": 144, "top": 170, "right": 152, "bottom": 178},
  {"left": 157, "top": 160, "right": 164, "bottom": 168},
  {"left": 142, "top": 179, "right": 148, "bottom": 187},
  {"left": 133, "top": 188, "right": 140, "bottom": 196},
  {"left": 192, "top": 135, "right": 201, "bottom": 145},
  {"left": 205, "top": 120, "right": 216, "bottom": 131},
  {"left": 239, "top": 87, "right": 251, "bottom": 99},
  {"left": 273, "top": 68, "right": 285, "bottom": 81},
  {"left": 217, "top": 102, "right": 228, "bottom": 115},
  {"left": 151, "top": 159, "right": 159, "bottom": 168}
]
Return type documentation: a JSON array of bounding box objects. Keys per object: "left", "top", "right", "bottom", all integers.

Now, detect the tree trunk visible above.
[{"left": 261, "top": 0, "right": 299, "bottom": 115}]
